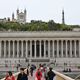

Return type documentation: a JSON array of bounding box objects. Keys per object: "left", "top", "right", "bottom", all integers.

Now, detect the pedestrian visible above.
[
  {"left": 35, "top": 69, "right": 42, "bottom": 80},
  {"left": 5, "top": 71, "right": 15, "bottom": 80},
  {"left": 47, "top": 67, "right": 56, "bottom": 80},
  {"left": 24, "top": 68, "right": 29, "bottom": 76},
  {"left": 44, "top": 68, "right": 48, "bottom": 80},
  {"left": 17, "top": 68, "right": 28, "bottom": 80},
  {"left": 30, "top": 66, "right": 34, "bottom": 76},
  {"left": 5, "top": 72, "right": 9, "bottom": 80},
  {"left": 26, "top": 68, "right": 29, "bottom": 76}
]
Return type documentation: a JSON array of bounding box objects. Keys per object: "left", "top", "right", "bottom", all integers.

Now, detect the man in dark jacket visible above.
[
  {"left": 17, "top": 68, "right": 28, "bottom": 80},
  {"left": 47, "top": 67, "right": 56, "bottom": 80}
]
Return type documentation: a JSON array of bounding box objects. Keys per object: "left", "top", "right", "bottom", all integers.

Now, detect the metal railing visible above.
[{"left": 53, "top": 70, "right": 74, "bottom": 80}]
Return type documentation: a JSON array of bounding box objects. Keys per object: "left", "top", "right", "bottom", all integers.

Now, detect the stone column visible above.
[
  {"left": 13, "top": 41, "right": 15, "bottom": 58},
  {"left": 4, "top": 41, "right": 6, "bottom": 58},
  {"left": 74, "top": 40, "right": 76, "bottom": 57},
  {"left": 8, "top": 41, "right": 10, "bottom": 58},
  {"left": 53, "top": 40, "right": 54, "bottom": 58},
  {"left": 70, "top": 40, "right": 72, "bottom": 57},
  {"left": 61, "top": 40, "right": 63, "bottom": 57},
  {"left": 40, "top": 40, "right": 41, "bottom": 58},
  {"left": 0, "top": 41, "right": 1, "bottom": 58},
  {"left": 26, "top": 41, "right": 28, "bottom": 58},
  {"left": 17, "top": 41, "right": 19, "bottom": 58},
  {"left": 21, "top": 41, "right": 23, "bottom": 58},
  {"left": 48, "top": 40, "right": 50, "bottom": 58},
  {"left": 57, "top": 40, "right": 59, "bottom": 58},
  {"left": 34, "top": 40, "right": 36, "bottom": 58},
  {"left": 66, "top": 40, "right": 68, "bottom": 57},
  {"left": 30, "top": 40, "right": 32, "bottom": 58},
  {"left": 79, "top": 40, "right": 80, "bottom": 57},
  {"left": 44, "top": 40, "right": 46, "bottom": 58}
]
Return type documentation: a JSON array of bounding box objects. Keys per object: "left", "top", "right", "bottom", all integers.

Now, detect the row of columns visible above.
[{"left": 0, "top": 40, "right": 80, "bottom": 58}]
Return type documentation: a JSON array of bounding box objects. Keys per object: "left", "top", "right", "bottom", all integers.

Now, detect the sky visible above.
[{"left": 0, "top": 0, "right": 80, "bottom": 25}]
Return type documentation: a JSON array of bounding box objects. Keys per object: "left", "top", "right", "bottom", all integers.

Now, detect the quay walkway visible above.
[{"left": 1, "top": 69, "right": 75, "bottom": 80}]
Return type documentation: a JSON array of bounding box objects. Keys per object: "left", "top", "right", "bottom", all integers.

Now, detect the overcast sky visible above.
[{"left": 0, "top": 0, "right": 80, "bottom": 25}]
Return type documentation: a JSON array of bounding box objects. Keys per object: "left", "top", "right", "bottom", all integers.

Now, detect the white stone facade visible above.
[
  {"left": 0, "top": 31, "right": 80, "bottom": 66},
  {"left": 16, "top": 9, "right": 26, "bottom": 24}
]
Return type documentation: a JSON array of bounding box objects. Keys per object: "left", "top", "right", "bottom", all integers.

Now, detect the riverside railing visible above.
[{"left": 53, "top": 70, "right": 75, "bottom": 80}]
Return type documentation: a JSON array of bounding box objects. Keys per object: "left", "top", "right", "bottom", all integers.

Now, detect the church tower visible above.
[
  {"left": 24, "top": 9, "right": 27, "bottom": 22},
  {"left": 17, "top": 9, "right": 19, "bottom": 14},
  {"left": 12, "top": 13, "right": 14, "bottom": 21},
  {"left": 17, "top": 9, "right": 19, "bottom": 19},
  {"left": 62, "top": 9, "right": 65, "bottom": 24}
]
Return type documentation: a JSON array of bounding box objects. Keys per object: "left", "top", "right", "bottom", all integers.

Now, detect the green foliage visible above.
[{"left": 0, "top": 20, "right": 73, "bottom": 31}]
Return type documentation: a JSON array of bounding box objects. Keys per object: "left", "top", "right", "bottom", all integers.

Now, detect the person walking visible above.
[
  {"left": 35, "top": 69, "right": 42, "bottom": 80},
  {"left": 24, "top": 68, "right": 29, "bottom": 76},
  {"left": 17, "top": 68, "right": 28, "bottom": 80},
  {"left": 26, "top": 68, "right": 29, "bottom": 76},
  {"left": 5, "top": 71, "right": 15, "bottom": 80},
  {"left": 47, "top": 67, "right": 56, "bottom": 80},
  {"left": 44, "top": 68, "right": 48, "bottom": 80},
  {"left": 5, "top": 71, "right": 9, "bottom": 80},
  {"left": 30, "top": 66, "right": 34, "bottom": 76}
]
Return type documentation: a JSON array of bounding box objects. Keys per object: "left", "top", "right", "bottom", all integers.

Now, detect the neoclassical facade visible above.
[{"left": 0, "top": 31, "right": 80, "bottom": 65}]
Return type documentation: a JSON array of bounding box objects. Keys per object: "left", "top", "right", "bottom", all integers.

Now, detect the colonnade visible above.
[{"left": 0, "top": 40, "right": 80, "bottom": 58}]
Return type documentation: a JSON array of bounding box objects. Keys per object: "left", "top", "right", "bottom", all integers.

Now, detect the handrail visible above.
[
  {"left": 75, "top": 74, "right": 80, "bottom": 80},
  {"left": 53, "top": 70, "right": 75, "bottom": 80}
]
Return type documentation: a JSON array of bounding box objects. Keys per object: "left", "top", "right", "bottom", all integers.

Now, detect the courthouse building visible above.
[{"left": 0, "top": 31, "right": 80, "bottom": 66}]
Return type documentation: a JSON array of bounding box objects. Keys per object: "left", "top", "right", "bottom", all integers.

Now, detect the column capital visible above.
[
  {"left": 26, "top": 40, "right": 28, "bottom": 42},
  {"left": 43, "top": 40, "right": 46, "bottom": 42},
  {"left": 30, "top": 40, "right": 32, "bottom": 42},
  {"left": 17, "top": 41, "right": 19, "bottom": 42},
  {"left": 12, "top": 40, "right": 15, "bottom": 42},
  {"left": 39, "top": 40, "right": 42, "bottom": 42},
  {"left": 21, "top": 40, "right": 23, "bottom": 42},
  {"left": 8, "top": 40, "right": 10, "bottom": 42},
  {"left": 70, "top": 40, "right": 72, "bottom": 42},
  {"left": 57, "top": 40, "right": 59, "bottom": 42},
  {"left": 48, "top": 40, "right": 50, "bottom": 42},
  {"left": 61, "top": 40, "right": 63, "bottom": 42},
  {"left": 34, "top": 40, "right": 37, "bottom": 42},
  {"left": 74, "top": 40, "right": 76, "bottom": 42},
  {"left": 4, "top": 40, "right": 6, "bottom": 42},
  {"left": 52, "top": 40, "right": 54, "bottom": 41}
]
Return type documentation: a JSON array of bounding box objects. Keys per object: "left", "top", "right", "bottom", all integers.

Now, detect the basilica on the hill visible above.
[{"left": 0, "top": 9, "right": 27, "bottom": 24}]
